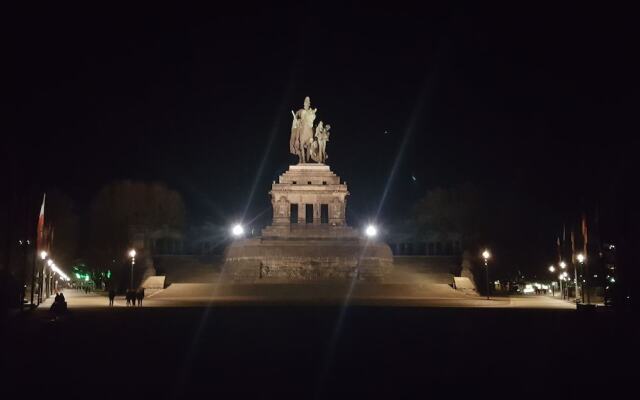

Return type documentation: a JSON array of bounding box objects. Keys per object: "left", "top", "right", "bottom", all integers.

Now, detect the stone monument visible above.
[{"left": 225, "top": 97, "right": 393, "bottom": 281}]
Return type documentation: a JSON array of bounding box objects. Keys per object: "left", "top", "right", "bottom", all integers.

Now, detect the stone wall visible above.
[
  {"left": 225, "top": 238, "right": 393, "bottom": 282},
  {"left": 153, "top": 255, "right": 223, "bottom": 284}
]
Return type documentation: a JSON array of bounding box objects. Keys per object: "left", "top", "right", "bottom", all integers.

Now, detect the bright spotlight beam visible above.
[
  {"left": 365, "top": 224, "right": 378, "bottom": 238},
  {"left": 231, "top": 224, "right": 245, "bottom": 237}
]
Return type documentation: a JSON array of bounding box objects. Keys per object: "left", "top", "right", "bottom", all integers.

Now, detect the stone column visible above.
[
  {"left": 314, "top": 203, "right": 320, "bottom": 224},
  {"left": 298, "top": 203, "right": 305, "bottom": 224}
]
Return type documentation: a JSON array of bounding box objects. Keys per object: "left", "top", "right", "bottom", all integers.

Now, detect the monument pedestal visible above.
[{"left": 224, "top": 164, "right": 393, "bottom": 281}]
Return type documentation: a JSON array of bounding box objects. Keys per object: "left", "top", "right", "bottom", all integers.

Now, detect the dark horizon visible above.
[{"left": 4, "top": 3, "right": 640, "bottom": 277}]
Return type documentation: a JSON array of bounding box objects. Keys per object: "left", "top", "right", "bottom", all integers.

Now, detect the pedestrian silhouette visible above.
[
  {"left": 50, "top": 291, "right": 67, "bottom": 314},
  {"left": 136, "top": 288, "right": 144, "bottom": 306},
  {"left": 108, "top": 289, "right": 116, "bottom": 306}
]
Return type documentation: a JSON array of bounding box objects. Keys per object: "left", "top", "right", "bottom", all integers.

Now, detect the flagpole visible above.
[
  {"left": 582, "top": 213, "right": 590, "bottom": 305},
  {"left": 571, "top": 229, "right": 578, "bottom": 302}
]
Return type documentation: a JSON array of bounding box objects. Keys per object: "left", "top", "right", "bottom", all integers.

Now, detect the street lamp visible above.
[
  {"left": 576, "top": 253, "right": 588, "bottom": 304},
  {"left": 50, "top": 262, "right": 57, "bottom": 295},
  {"left": 548, "top": 265, "right": 556, "bottom": 296},
  {"left": 482, "top": 249, "right": 491, "bottom": 300},
  {"left": 559, "top": 261, "right": 567, "bottom": 269},
  {"left": 38, "top": 251, "right": 48, "bottom": 303},
  {"left": 128, "top": 249, "right": 136, "bottom": 290},
  {"left": 45, "top": 259, "right": 54, "bottom": 298},
  {"left": 559, "top": 272, "right": 569, "bottom": 299}
]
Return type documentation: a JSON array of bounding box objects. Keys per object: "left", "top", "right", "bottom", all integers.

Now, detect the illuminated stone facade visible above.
[{"left": 225, "top": 164, "right": 393, "bottom": 281}]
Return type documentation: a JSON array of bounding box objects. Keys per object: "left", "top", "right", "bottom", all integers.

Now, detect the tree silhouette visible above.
[{"left": 85, "top": 181, "right": 186, "bottom": 273}]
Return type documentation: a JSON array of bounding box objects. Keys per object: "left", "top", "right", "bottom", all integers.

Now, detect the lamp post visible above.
[
  {"left": 482, "top": 249, "right": 491, "bottom": 300},
  {"left": 558, "top": 261, "right": 567, "bottom": 299},
  {"left": 548, "top": 265, "right": 556, "bottom": 297},
  {"left": 577, "top": 253, "right": 587, "bottom": 304},
  {"left": 38, "top": 251, "right": 47, "bottom": 304},
  {"left": 128, "top": 249, "right": 136, "bottom": 291},
  {"left": 558, "top": 273, "right": 564, "bottom": 299},
  {"left": 560, "top": 272, "right": 569, "bottom": 299},
  {"left": 46, "top": 259, "right": 53, "bottom": 298}
]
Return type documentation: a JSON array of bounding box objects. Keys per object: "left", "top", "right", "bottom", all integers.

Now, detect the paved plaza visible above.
[{"left": 40, "top": 284, "right": 576, "bottom": 309}]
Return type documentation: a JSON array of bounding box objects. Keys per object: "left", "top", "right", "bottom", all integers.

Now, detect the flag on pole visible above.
[
  {"left": 36, "top": 194, "right": 46, "bottom": 254},
  {"left": 581, "top": 213, "right": 588, "bottom": 258},
  {"left": 570, "top": 229, "right": 576, "bottom": 263},
  {"left": 556, "top": 236, "right": 562, "bottom": 263},
  {"left": 48, "top": 224, "right": 54, "bottom": 252}
]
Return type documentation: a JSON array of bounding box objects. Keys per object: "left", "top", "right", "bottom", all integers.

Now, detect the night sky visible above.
[{"left": 5, "top": 3, "right": 639, "bottom": 273}]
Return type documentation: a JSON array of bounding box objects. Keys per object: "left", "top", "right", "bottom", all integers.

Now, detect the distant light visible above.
[
  {"left": 559, "top": 261, "right": 567, "bottom": 269},
  {"left": 549, "top": 265, "right": 555, "bottom": 273},
  {"left": 365, "top": 224, "right": 378, "bottom": 238},
  {"left": 232, "top": 224, "right": 245, "bottom": 237},
  {"left": 50, "top": 263, "right": 70, "bottom": 281},
  {"left": 40, "top": 251, "right": 48, "bottom": 260},
  {"left": 128, "top": 249, "right": 136, "bottom": 258},
  {"left": 47, "top": 259, "right": 53, "bottom": 267},
  {"left": 577, "top": 253, "right": 585, "bottom": 263},
  {"left": 482, "top": 249, "right": 491, "bottom": 260}
]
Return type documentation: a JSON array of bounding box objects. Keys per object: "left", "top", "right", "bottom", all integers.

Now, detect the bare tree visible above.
[
  {"left": 46, "top": 189, "right": 80, "bottom": 269},
  {"left": 85, "top": 181, "right": 186, "bottom": 272}
]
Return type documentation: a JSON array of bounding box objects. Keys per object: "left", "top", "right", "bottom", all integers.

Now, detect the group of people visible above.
[
  {"left": 50, "top": 291, "right": 67, "bottom": 314},
  {"left": 108, "top": 288, "right": 144, "bottom": 306}
]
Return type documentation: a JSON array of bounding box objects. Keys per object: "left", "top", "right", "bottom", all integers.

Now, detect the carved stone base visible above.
[{"left": 224, "top": 238, "right": 393, "bottom": 282}]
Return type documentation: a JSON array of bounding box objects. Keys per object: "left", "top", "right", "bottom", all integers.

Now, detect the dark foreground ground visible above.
[{"left": 2, "top": 305, "right": 638, "bottom": 399}]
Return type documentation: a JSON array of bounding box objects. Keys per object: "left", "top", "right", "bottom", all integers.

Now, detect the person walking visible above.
[
  {"left": 108, "top": 289, "right": 116, "bottom": 306},
  {"left": 136, "top": 288, "right": 144, "bottom": 306}
]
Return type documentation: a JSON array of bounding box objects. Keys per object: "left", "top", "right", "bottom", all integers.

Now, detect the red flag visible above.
[
  {"left": 36, "top": 194, "right": 46, "bottom": 254},
  {"left": 570, "top": 230, "right": 576, "bottom": 263},
  {"left": 581, "top": 213, "right": 588, "bottom": 258},
  {"left": 48, "top": 224, "right": 54, "bottom": 252}
]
